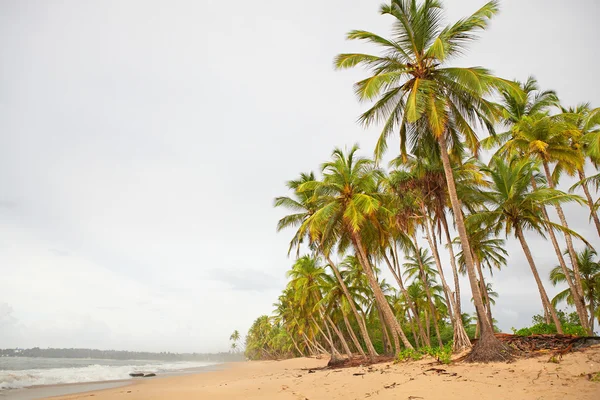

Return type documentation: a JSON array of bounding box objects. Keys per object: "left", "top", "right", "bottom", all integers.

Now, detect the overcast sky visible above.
[{"left": 1, "top": 0, "right": 599, "bottom": 353}]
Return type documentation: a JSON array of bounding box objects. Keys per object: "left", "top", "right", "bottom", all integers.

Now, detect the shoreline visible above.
[
  {"left": 0, "top": 363, "right": 226, "bottom": 400},
  {"left": 37, "top": 346, "right": 600, "bottom": 399}
]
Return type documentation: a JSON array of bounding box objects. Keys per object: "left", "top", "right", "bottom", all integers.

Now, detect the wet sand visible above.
[{"left": 45, "top": 346, "right": 600, "bottom": 399}]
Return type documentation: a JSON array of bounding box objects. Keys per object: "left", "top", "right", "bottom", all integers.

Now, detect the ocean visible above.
[{"left": 0, "top": 357, "right": 218, "bottom": 395}]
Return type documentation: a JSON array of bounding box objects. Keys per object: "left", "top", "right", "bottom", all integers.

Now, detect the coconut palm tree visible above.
[
  {"left": 470, "top": 156, "right": 585, "bottom": 332},
  {"left": 388, "top": 157, "right": 471, "bottom": 350},
  {"left": 455, "top": 226, "right": 507, "bottom": 326},
  {"left": 490, "top": 79, "right": 592, "bottom": 334},
  {"left": 403, "top": 246, "right": 444, "bottom": 347},
  {"left": 562, "top": 104, "right": 600, "bottom": 236},
  {"left": 286, "top": 255, "right": 344, "bottom": 358},
  {"left": 301, "top": 145, "right": 414, "bottom": 352},
  {"left": 550, "top": 248, "right": 600, "bottom": 332},
  {"left": 334, "top": 0, "right": 520, "bottom": 361},
  {"left": 275, "top": 172, "right": 379, "bottom": 357}
]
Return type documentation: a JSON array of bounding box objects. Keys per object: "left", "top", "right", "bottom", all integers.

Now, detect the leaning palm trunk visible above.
[
  {"left": 579, "top": 168, "right": 600, "bottom": 237},
  {"left": 289, "top": 332, "right": 304, "bottom": 357},
  {"left": 323, "top": 252, "right": 378, "bottom": 357},
  {"left": 326, "top": 315, "right": 353, "bottom": 359},
  {"left": 424, "top": 215, "right": 472, "bottom": 350},
  {"left": 352, "top": 233, "right": 414, "bottom": 351},
  {"left": 383, "top": 252, "right": 430, "bottom": 347},
  {"left": 377, "top": 307, "right": 393, "bottom": 354},
  {"left": 542, "top": 162, "right": 590, "bottom": 331},
  {"left": 412, "top": 233, "right": 444, "bottom": 348},
  {"left": 441, "top": 213, "right": 462, "bottom": 317},
  {"left": 473, "top": 255, "right": 493, "bottom": 326},
  {"left": 313, "top": 316, "right": 342, "bottom": 358},
  {"left": 531, "top": 178, "right": 591, "bottom": 333},
  {"left": 515, "top": 226, "right": 563, "bottom": 333},
  {"left": 437, "top": 134, "right": 508, "bottom": 362},
  {"left": 342, "top": 311, "right": 365, "bottom": 356}
]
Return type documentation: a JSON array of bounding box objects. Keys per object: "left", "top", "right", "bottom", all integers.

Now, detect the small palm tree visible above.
[
  {"left": 550, "top": 248, "right": 600, "bottom": 332},
  {"left": 229, "top": 330, "right": 241, "bottom": 353}
]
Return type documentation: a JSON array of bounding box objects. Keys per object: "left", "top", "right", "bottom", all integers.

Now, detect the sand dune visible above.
[{"left": 48, "top": 346, "right": 600, "bottom": 399}]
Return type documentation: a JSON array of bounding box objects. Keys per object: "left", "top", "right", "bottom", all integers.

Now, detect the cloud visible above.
[
  {"left": 0, "top": 0, "right": 598, "bottom": 352},
  {"left": 207, "top": 268, "right": 285, "bottom": 292}
]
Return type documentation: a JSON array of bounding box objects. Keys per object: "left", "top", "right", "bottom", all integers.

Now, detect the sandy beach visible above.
[{"left": 46, "top": 346, "right": 600, "bottom": 400}]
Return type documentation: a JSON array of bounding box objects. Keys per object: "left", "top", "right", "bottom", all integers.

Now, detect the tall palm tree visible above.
[
  {"left": 275, "top": 173, "right": 379, "bottom": 357},
  {"left": 550, "top": 248, "right": 600, "bottom": 332},
  {"left": 470, "top": 156, "right": 584, "bottom": 332},
  {"left": 490, "top": 79, "right": 592, "bottom": 334},
  {"left": 563, "top": 104, "right": 600, "bottom": 236},
  {"left": 334, "top": 0, "right": 520, "bottom": 361},
  {"left": 388, "top": 157, "right": 471, "bottom": 350},
  {"left": 301, "top": 145, "right": 414, "bottom": 352}
]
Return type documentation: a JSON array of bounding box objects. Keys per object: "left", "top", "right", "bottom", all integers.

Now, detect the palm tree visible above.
[
  {"left": 471, "top": 156, "right": 584, "bottom": 332},
  {"left": 403, "top": 246, "right": 444, "bottom": 347},
  {"left": 334, "top": 0, "right": 520, "bottom": 361},
  {"left": 286, "top": 255, "right": 344, "bottom": 358},
  {"left": 229, "top": 330, "right": 241, "bottom": 353},
  {"left": 563, "top": 104, "right": 600, "bottom": 236},
  {"left": 301, "top": 145, "right": 414, "bottom": 352},
  {"left": 456, "top": 224, "right": 508, "bottom": 326},
  {"left": 490, "top": 79, "right": 592, "bottom": 334},
  {"left": 388, "top": 157, "right": 471, "bottom": 350},
  {"left": 275, "top": 172, "right": 379, "bottom": 357},
  {"left": 550, "top": 248, "right": 600, "bottom": 332}
]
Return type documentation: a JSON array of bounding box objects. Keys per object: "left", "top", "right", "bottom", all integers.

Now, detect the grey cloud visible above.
[
  {"left": 207, "top": 268, "right": 285, "bottom": 292},
  {"left": 0, "top": 0, "right": 598, "bottom": 351}
]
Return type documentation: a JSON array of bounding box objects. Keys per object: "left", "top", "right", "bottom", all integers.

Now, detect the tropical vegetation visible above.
[{"left": 244, "top": 0, "right": 600, "bottom": 363}]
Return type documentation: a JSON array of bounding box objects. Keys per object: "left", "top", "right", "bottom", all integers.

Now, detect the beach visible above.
[{"left": 46, "top": 346, "right": 600, "bottom": 400}]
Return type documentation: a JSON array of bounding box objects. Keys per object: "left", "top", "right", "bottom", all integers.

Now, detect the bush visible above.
[
  {"left": 395, "top": 343, "right": 452, "bottom": 365},
  {"left": 511, "top": 310, "right": 588, "bottom": 337}
]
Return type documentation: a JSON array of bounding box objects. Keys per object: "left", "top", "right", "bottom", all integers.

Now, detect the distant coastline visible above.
[{"left": 0, "top": 348, "right": 244, "bottom": 362}]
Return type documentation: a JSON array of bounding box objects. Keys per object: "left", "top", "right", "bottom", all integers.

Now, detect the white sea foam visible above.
[{"left": 0, "top": 361, "right": 216, "bottom": 390}]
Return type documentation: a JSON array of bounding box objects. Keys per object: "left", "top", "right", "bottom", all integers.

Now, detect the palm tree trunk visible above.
[
  {"left": 289, "top": 332, "right": 304, "bottom": 357},
  {"left": 474, "top": 256, "right": 493, "bottom": 326},
  {"left": 326, "top": 316, "right": 353, "bottom": 359},
  {"left": 342, "top": 311, "right": 364, "bottom": 356},
  {"left": 313, "top": 316, "right": 341, "bottom": 357},
  {"left": 437, "top": 134, "right": 507, "bottom": 361},
  {"left": 322, "top": 252, "right": 378, "bottom": 357},
  {"left": 301, "top": 335, "right": 315, "bottom": 356},
  {"left": 424, "top": 308, "right": 431, "bottom": 342},
  {"left": 377, "top": 307, "right": 392, "bottom": 354},
  {"left": 383, "top": 251, "right": 429, "bottom": 347},
  {"left": 423, "top": 215, "right": 472, "bottom": 350},
  {"left": 412, "top": 232, "right": 444, "bottom": 349},
  {"left": 441, "top": 213, "right": 462, "bottom": 317},
  {"left": 351, "top": 233, "right": 414, "bottom": 351},
  {"left": 410, "top": 316, "right": 420, "bottom": 347},
  {"left": 579, "top": 168, "right": 600, "bottom": 237},
  {"left": 530, "top": 177, "right": 590, "bottom": 333},
  {"left": 542, "top": 161, "right": 590, "bottom": 331},
  {"left": 515, "top": 225, "right": 564, "bottom": 333}
]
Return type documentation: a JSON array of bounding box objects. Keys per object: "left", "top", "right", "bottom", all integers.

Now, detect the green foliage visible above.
[
  {"left": 511, "top": 310, "right": 588, "bottom": 337},
  {"left": 396, "top": 348, "right": 423, "bottom": 362},
  {"left": 396, "top": 343, "right": 452, "bottom": 365}
]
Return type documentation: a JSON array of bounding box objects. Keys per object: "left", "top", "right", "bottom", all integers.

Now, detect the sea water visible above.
[{"left": 0, "top": 357, "right": 218, "bottom": 390}]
